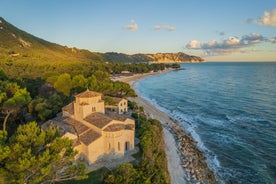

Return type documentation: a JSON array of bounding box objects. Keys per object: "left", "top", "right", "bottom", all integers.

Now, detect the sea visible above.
[{"left": 136, "top": 62, "right": 276, "bottom": 184}]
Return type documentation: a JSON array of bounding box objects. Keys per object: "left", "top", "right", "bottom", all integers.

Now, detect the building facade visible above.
[
  {"left": 105, "top": 97, "right": 128, "bottom": 114},
  {"left": 45, "top": 90, "right": 135, "bottom": 165}
]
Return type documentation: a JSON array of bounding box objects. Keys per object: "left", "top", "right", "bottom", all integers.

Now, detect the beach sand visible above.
[{"left": 118, "top": 70, "right": 216, "bottom": 184}]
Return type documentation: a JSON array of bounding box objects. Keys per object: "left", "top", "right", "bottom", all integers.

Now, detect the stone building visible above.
[
  {"left": 105, "top": 97, "right": 128, "bottom": 114},
  {"left": 45, "top": 90, "right": 135, "bottom": 165}
]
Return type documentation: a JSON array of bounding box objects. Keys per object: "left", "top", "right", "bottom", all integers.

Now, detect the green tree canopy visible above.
[
  {"left": 54, "top": 73, "right": 72, "bottom": 96},
  {"left": 72, "top": 74, "right": 88, "bottom": 93},
  {"left": 1, "top": 83, "right": 31, "bottom": 132},
  {"left": 0, "top": 121, "right": 87, "bottom": 184}
]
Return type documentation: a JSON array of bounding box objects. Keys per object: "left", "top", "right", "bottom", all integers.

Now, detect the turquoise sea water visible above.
[{"left": 136, "top": 62, "right": 276, "bottom": 184}]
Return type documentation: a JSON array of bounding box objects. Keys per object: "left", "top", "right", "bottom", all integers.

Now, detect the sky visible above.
[{"left": 1, "top": 0, "right": 276, "bottom": 61}]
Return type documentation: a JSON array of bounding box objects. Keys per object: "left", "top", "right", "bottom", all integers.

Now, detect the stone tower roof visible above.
[{"left": 75, "top": 90, "right": 102, "bottom": 98}]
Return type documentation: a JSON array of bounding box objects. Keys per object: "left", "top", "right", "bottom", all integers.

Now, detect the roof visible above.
[
  {"left": 104, "top": 96, "right": 126, "bottom": 105},
  {"left": 75, "top": 90, "right": 102, "bottom": 98},
  {"left": 79, "top": 129, "right": 101, "bottom": 146},
  {"left": 125, "top": 124, "right": 135, "bottom": 130},
  {"left": 111, "top": 97, "right": 125, "bottom": 104},
  {"left": 106, "top": 111, "right": 127, "bottom": 121},
  {"left": 64, "top": 117, "right": 89, "bottom": 135},
  {"left": 63, "top": 117, "right": 101, "bottom": 146},
  {"left": 43, "top": 117, "right": 75, "bottom": 135},
  {"left": 104, "top": 124, "right": 125, "bottom": 132},
  {"left": 103, "top": 123, "right": 135, "bottom": 132},
  {"left": 84, "top": 112, "right": 112, "bottom": 129},
  {"left": 62, "top": 102, "right": 74, "bottom": 115}
]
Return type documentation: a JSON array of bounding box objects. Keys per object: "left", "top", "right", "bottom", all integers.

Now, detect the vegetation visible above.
[
  {"left": 0, "top": 78, "right": 31, "bottom": 133},
  {"left": 64, "top": 168, "right": 110, "bottom": 184},
  {"left": 0, "top": 59, "right": 172, "bottom": 183},
  {"left": 0, "top": 17, "right": 181, "bottom": 184},
  {"left": 103, "top": 106, "right": 170, "bottom": 184},
  {"left": 0, "top": 122, "right": 87, "bottom": 184}
]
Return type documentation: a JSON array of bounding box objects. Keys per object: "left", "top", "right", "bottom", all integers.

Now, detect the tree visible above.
[
  {"left": 54, "top": 73, "right": 72, "bottom": 96},
  {"left": 104, "top": 163, "right": 139, "bottom": 184},
  {"left": 72, "top": 74, "right": 88, "bottom": 93},
  {"left": 93, "top": 70, "right": 109, "bottom": 82},
  {"left": 0, "top": 130, "right": 10, "bottom": 162},
  {"left": 0, "top": 121, "right": 87, "bottom": 184},
  {"left": 0, "top": 67, "right": 8, "bottom": 80},
  {"left": 28, "top": 93, "right": 64, "bottom": 121},
  {"left": 1, "top": 88, "right": 31, "bottom": 132}
]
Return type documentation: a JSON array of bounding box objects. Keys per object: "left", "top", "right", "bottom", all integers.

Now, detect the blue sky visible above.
[{"left": 1, "top": 0, "right": 276, "bottom": 61}]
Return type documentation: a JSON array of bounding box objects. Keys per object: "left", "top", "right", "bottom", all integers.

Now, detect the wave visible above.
[
  {"left": 136, "top": 90, "right": 223, "bottom": 182},
  {"left": 135, "top": 62, "right": 276, "bottom": 183}
]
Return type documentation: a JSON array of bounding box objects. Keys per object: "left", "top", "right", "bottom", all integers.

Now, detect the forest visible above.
[{"left": 0, "top": 61, "right": 176, "bottom": 183}]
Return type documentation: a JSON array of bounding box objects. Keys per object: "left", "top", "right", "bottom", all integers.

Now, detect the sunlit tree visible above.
[{"left": 0, "top": 121, "right": 87, "bottom": 184}]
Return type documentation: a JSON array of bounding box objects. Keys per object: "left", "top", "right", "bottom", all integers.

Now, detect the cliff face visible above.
[
  {"left": 145, "top": 52, "right": 204, "bottom": 63},
  {"left": 103, "top": 52, "right": 204, "bottom": 63}
]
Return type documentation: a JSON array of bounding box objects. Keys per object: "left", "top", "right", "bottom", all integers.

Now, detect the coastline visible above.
[{"left": 118, "top": 70, "right": 216, "bottom": 184}]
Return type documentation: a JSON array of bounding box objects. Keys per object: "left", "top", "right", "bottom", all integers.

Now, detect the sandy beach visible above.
[{"left": 118, "top": 70, "right": 216, "bottom": 184}]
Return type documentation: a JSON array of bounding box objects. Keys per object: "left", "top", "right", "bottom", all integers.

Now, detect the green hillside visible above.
[{"left": 0, "top": 17, "right": 104, "bottom": 63}]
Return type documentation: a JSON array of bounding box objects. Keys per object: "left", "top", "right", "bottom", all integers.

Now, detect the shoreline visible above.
[{"left": 118, "top": 70, "right": 217, "bottom": 184}]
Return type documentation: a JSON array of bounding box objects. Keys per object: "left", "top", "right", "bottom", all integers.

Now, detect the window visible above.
[
  {"left": 108, "top": 143, "right": 111, "bottom": 150},
  {"left": 125, "top": 142, "right": 130, "bottom": 151},
  {"left": 118, "top": 142, "right": 120, "bottom": 151}
]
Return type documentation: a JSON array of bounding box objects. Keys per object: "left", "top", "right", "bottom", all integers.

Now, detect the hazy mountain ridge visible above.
[{"left": 0, "top": 17, "right": 204, "bottom": 63}]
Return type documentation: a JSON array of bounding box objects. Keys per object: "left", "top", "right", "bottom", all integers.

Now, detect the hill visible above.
[
  {"left": 0, "top": 17, "right": 204, "bottom": 63},
  {"left": 0, "top": 17, "right": 104, "bottom": 63},
  {"left": 104, "top": 52, "right": 204, "bottom": 63}
]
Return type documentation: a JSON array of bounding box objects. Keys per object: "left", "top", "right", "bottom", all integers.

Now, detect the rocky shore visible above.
[
  {"left": 119, "top": 70, "right": 217, "bottom": 184},
  {"left": 166, "top": 119, "right": 217, "bottom": 184}
]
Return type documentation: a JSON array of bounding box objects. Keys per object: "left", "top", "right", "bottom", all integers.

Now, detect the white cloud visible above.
[
  {"left": 261, "top": 9, "right": 276, "bottom": 26},
  {"left": 124, "top": 20, "right": 138, "bottom": 31},
  {"left": 186, "top": 40, "right": 201, "bottom": 49},
  {"left": 154, "top": 24, "right": 176, "bottom": 31},
  {"left": 224, "top": 37, "right": 241, "bottom": 46},
  {"left": 267, "top": 37, "right": 276, "bottom": 43},
  {"left": 186, "top": 33, "right": 274, "bottom": 56},
  {"left": 242, "top": 8, "right": 276, "bottom": 26}
]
